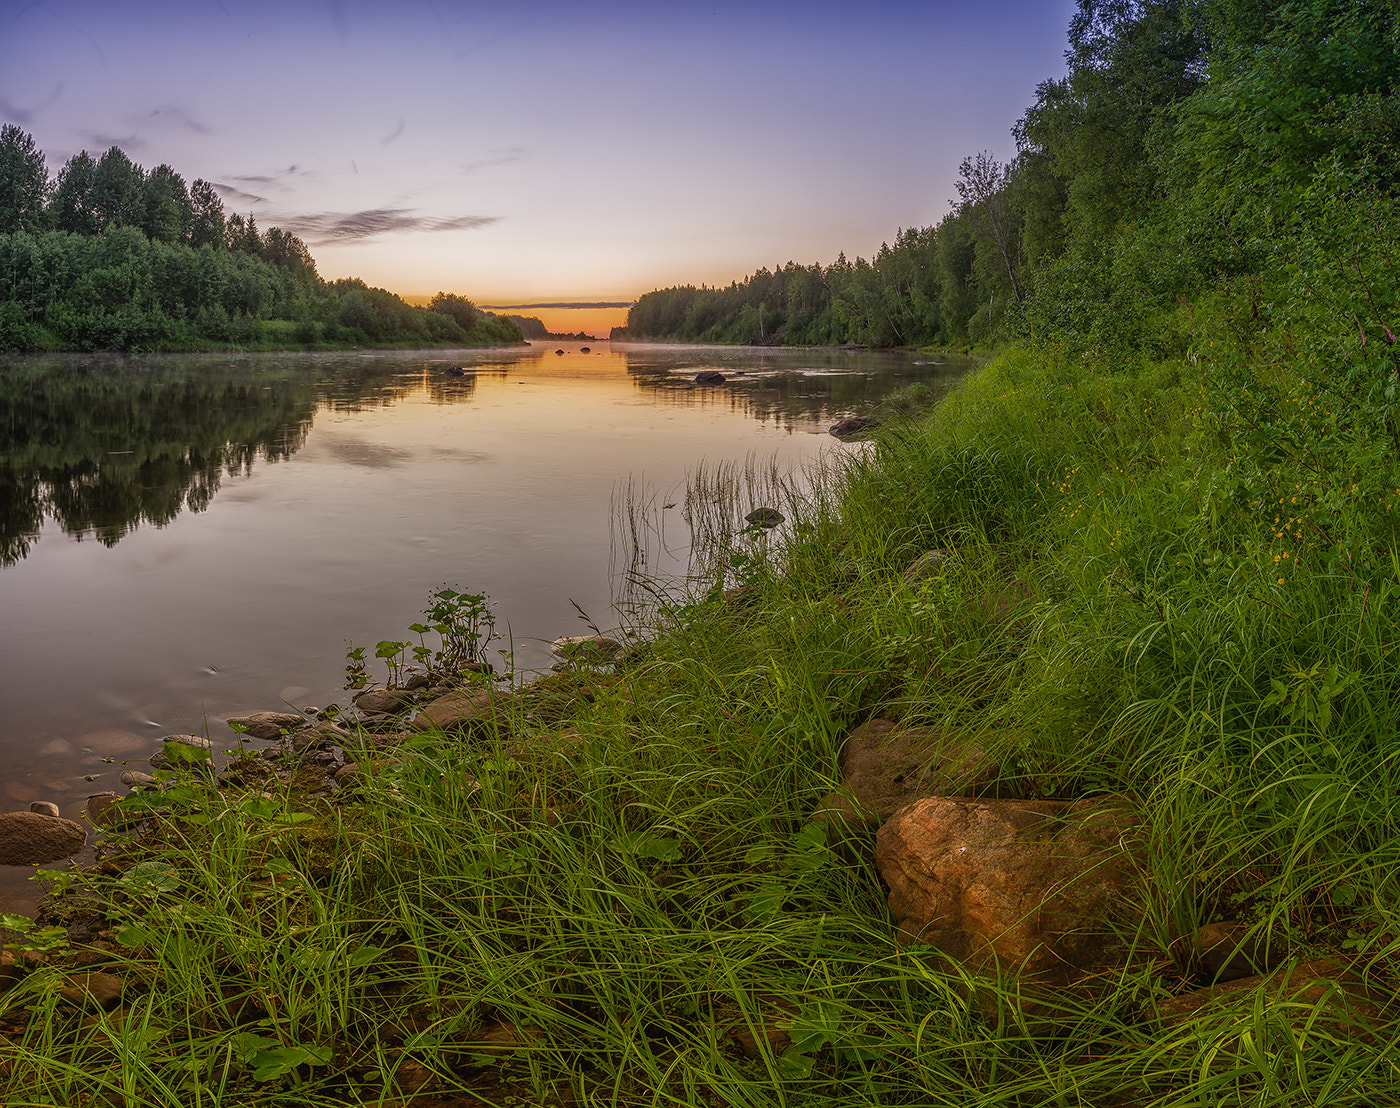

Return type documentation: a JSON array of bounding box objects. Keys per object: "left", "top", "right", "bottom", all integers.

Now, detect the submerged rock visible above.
[
  {"left": 744, "top": 507, "right": 783, "bottom": 528},
  {"left": 694, "top": 370, "right": 726, "bottom": 385},
  {"left": 829, "top": 416, "right": 879, "bottom": 438},
  {"left": 550, "top": 635, "right": 623, "bottom": 663},
  {"left": 0, "top": 810, "right": 87, "bottom": 865}
]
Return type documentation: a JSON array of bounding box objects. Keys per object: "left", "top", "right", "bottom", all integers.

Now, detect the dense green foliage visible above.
[
  {"left": 0, "top": 128, "right": 523, "bottom": 352},
  {"left": 621, "top": 0, "right": 1400, "bottom": 353}
]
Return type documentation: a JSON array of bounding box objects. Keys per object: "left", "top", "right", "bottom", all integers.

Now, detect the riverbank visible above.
[{"left": 3, "top": 342, "right": 1399, "bottom": 1105}]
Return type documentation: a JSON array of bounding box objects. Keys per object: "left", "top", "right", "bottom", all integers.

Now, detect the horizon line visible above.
[{"left": 480, "top": 301, "right": 635, "bottom": 310}]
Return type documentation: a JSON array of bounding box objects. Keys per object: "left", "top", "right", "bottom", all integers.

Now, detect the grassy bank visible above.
[{"left": 3, "top": 342, "right": 1399, "bottom": 1106}]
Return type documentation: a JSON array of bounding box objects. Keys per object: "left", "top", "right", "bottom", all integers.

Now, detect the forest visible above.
[
  {"left": 0, "top": 132, "right": 524, "bottom": 352},
  {"left": 617, "top": 0, "right": 1400, "bottom": 356}
]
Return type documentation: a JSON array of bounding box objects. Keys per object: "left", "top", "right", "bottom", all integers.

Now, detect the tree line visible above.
[
  {"left": 616, "top": 0, "right": 1400, "bottom": 361},
  {"left": 0, "top": 127, "right": 523, "bottom": 352}
]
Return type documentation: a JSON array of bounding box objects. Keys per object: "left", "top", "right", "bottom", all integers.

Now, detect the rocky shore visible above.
[{"left": 2, "top": 565, "right": 1387, "bottom": 1099}]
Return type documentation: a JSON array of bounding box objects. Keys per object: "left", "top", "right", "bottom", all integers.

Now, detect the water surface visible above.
[{"left": 0, "top": 342, "right": 970, "bottom": 909}]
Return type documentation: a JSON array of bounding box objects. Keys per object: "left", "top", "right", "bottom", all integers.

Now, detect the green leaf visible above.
[{"left": 626, "top": 832, "right": 682, "bottom": 862}]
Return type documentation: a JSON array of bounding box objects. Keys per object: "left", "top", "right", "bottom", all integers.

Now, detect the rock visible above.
[
  {"left": 829, "top": 415, "right": 879, "bottom": 438},
  {"left": 118, "top": 771, "right": 157, "bottom": 789},
  {"left": 875, "top": 796, "right": 1143, "bottom": 989},
  {"left": 580, "top": 346, "right": 591, "bottom": 354},
  {"left": 76, "top": 728, "right": 151, "bottom": 756},
  {"left": 84, "top": 793, "right": 119, "bottom": 828},
  {"left": 1155, "top": 957, "right": 1389, "bottom": 1035},
  {"left": 58, "top": 970, "right": 124, "bottom": 1009},
  {"left": 733, "top": 1023, "right": 793, "bottom": 1059},
  {"left": 0, "top": 949, "right": 22, "bottom": 992},
  {"left": 550, "top": 635, "right": 623, "bottom": 663},
  {"left": 903, "top": 549, "right": 947, "bottom": 582},
  {"left": 1194, "top": 919, "right": 1282, "bottom": 983},
  {"left": 334, "top": 763, "right": 361, "bottom": 784},
  {"left": 353, "top": 688, "right": 417, "bottom": 714},
  {"left": 556, "top": 349, "right": 565, "bottom": 355},
  {"left": 403, "top": 672, "right": 433, "bottom": 691},
  {"left": 443, "top": 365, "right": 466, "bottom": 377},
  {"left": 288, "top": 721, "right": 352, "bottom": 751},
  {"left": 28, "top": 801, "right": 60, "bottom": 818},
  {"left": 694, "top": 370, "right": 726, "bottom": 385},
  {"left": 162, "top": 735, "right": 214, "bottom": 765},
  {"left": 812, "top": 719, "right": 1002, "bottom": 840},
  {"left": 226, "top": 712, "right": 306, "bottom": 740},
  {"left": 411, "top": 688, "right": 515, "bottom": 737},
  {"left": 744, "top": 507, "right": 783, "bottom": 528},
  {"left": 0, "top": 810, "right": 87, "bottom": 865}
]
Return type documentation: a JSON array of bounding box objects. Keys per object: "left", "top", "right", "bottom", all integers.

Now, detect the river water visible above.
[{"left": 0, "top": 341, "right": 970, "bottom": 909}]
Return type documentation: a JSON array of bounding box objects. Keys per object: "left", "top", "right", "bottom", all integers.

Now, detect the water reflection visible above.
[
  {"left": 0, "top": 342, "right": 973, "bottom": 913},
  {"left": 0, "top": 346, "right": 968, "bottom": 566}
]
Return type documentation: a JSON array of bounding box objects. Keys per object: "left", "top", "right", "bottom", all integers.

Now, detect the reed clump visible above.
[{"left": 4, "top": 342, "right": 1400, "bottom": 1106}]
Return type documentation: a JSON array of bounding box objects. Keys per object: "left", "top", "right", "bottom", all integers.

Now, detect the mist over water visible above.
[{"left": 0, "top": 342, "right": 971, "bottom": 910}]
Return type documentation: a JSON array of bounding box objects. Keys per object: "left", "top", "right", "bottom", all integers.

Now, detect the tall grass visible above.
[{"left": 5, "top": 342, "right": 1400, "bottom": 1105}]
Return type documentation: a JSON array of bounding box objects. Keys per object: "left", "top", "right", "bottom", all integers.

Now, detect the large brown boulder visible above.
[
  {"left": 411, "top": 687, "right": 515, "bottom": 737},
  {"left": 813, "top": 719, "right": 1002, "bottom": 839},
  {"left": 0, "top": 810, "right": 87, "bottom": 865},
  {"left": 875, "top": 796, "right": 1142, "bottom": 988}
]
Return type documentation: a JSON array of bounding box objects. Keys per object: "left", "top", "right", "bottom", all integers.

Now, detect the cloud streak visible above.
[{"left": 274, "top": 208, "right": 499, "bottom": 244}]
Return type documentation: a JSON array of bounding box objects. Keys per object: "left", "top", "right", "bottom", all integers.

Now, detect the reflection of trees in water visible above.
[
  {"left": 621, "top": 349, "right": 971, "bottom": 433},
  {"left": 0, "top": 353, "right": 431, "bottom": 565}
]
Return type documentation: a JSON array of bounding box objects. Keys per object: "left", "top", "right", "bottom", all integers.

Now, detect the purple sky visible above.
[{"left": 1, "top": 0, "right": 1075, "bottom": 331}]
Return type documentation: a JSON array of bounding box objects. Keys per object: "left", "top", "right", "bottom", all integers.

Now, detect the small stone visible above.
[
  {"left": 0, "top": 811, "right": 87, "bottom": 865},
  {"left": 733, "top": 1023, "right": 793, "bottom": 1059},
  {"left": 744, "top": 507, "right": 783, "bottom": 528},
  {"left": 694, "top": 370, "right": 726, "bottom": 385},
  {"left": 119, "top": 771, "right": 158, "bottom": 789},
  {"left": 84, "top": 793, "right": 119, "bottom": 828},
  {"left": 58, "top": 970, "right": 124, "bottom": 1009},
  {"left": 1194, "top": 920, "right": 1282, "bottom": 983},
  {"left": 353, "top": 688, "right": 417, "bottom": 714},
  {"left": 226, "top": 712, "right": 306, "bottom": 741},
  {"left": 411, "top": 688, "right": 515, "bottom": 736},
  {"left": 903, "top": 549, "right": 947, "bottom": 582},
  {"left": 28, "top": 801, "right": 60, "bottom": 818},
  {"left": 550, "top": 635, "right": 623, "bottom": 662},
  {"left": 334, "top": 763, "right": 360, "bottom": 783},
  {"left": 829, "top": 415, "right": 880, "bottom": 438}
]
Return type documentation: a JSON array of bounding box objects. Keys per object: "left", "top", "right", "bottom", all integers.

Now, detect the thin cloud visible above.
[
  {"left": 0, "top": 84, "right": 62, "bottom": 125},
  {"left": 82, "top": 130, "right": 145, "bottom": 152},
  {"left": 136, "top": 105, "right": 210, "bottom": 134},
  {"left": 212, "top": 182, "right": 267, "bottom": 206},
  {"left": 460, "top": 147, "right": 527, "bottom": 173},
  {"left": 275, "top": 208, "right": 499, "bottom": 244}
]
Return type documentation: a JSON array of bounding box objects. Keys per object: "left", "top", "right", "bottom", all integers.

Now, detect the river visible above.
[{"left": 0, "top": 341, "right": 971, "bottom": 909}]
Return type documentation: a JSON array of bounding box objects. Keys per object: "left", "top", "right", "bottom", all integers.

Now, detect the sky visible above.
[{"left": 1, "top": 0, "right": 1077, "bottom": 335}]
